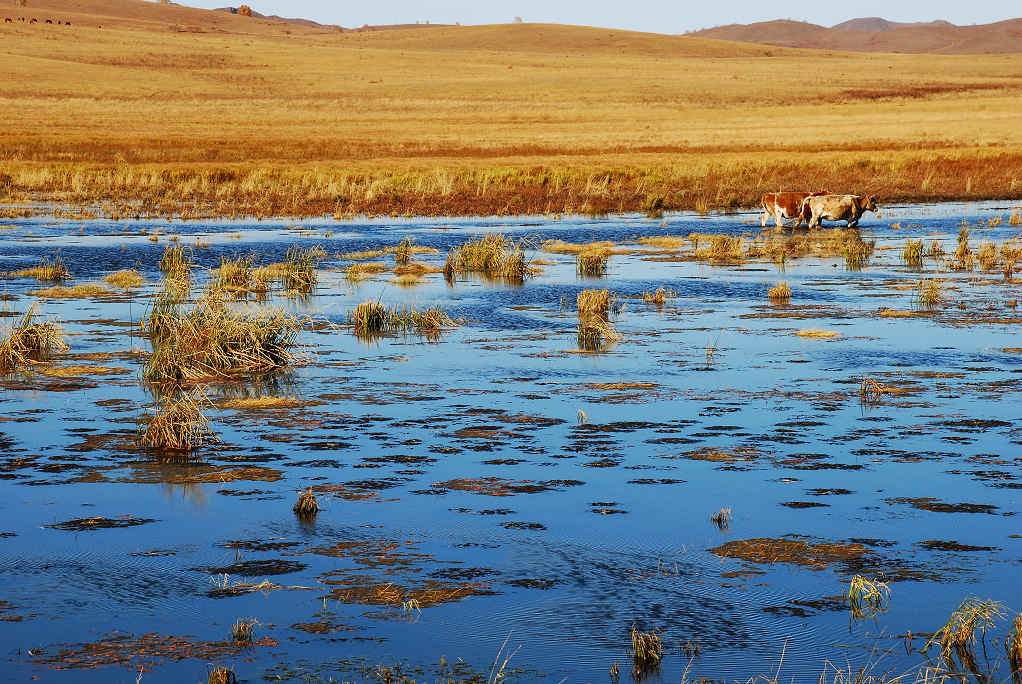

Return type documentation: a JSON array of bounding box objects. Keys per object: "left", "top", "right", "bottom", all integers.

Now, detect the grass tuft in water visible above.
[
  {"left": 142, "top": 295, "right": 304, "bottom": 384},
  {"left": 630, "top": 626, "right": 663, "bottom": 680},
  {"left": 767, "top": 281, "right": 791, "bottom": 303},
  {"left": 641, "top": 287, "right": 675, "bottom": 305},
  {"left": 1007, "top": 614, "right": 1022, "bottom": 678},
  {"left": 394, "top": 236, "right": 413, "bottom": 266},
  {"left": 577, "top": 317, "right": 620, "bottom": 351},
  {"left": 977, "top": 241, "right": 998, "bottom": 272},
  {"left": 12, "top": 252, "right": 71, "bottom": 282},
  {"left": 577, "top": 289, "right": 611, "bottom": 317},
  {"left": 902, "top": 239, "right": 924, "bottom": 268},
  {"left": 231, "top": 618, "right": 258, "bottom": 643},
  {"left": 281, "top": 244, "right": 325, "bottom": 294},
  {"left": 926, "top": 597, "right": 1006, "bottom": 666},
  {"left": 137, "top": 391, "right": 216, "bottom": 452},
  {"left": 207, "top": 666, "right": 237, "bottom": 684},
  {"left": 159, "top": 244, "right": 192, "bottom": 278},
  {"left": 915, "top": 279, "right": 944, "bottom": 309},
  {"left": 446, "top": 234, "right": 533, "bottom": 282},
  {"left": 842, "top": 236, "right": 874, "bottom": 269},
  {"left": 103, "top": 269, "right": 145, "bottom": 289},
  {"left": 293, "top": 488, "right": 320, "bottom": 520},
  {"left": 710, "top": 507, "right": 731, "bottom": 530},
  {"left": 0, "top": 305, "right": 69, "bottom": 373},
  {"left": 847, "top": 575, "right": 891, "bottom": 619},
  {"left": 952, "top": 228, "right": 974, "bottom": 271},
  {"left": 576, "top": 249, "right": 610, "bottom": 277},
  {"left": 349, "top": 301, "right": 457, "bottom": 339}
]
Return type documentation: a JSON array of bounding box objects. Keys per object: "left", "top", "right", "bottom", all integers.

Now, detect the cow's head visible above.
[{"left": 863, "top": 195, "right": 879, "bottom": 213}]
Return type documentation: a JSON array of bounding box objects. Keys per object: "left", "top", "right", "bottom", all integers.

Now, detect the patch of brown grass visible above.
[
  {"left": 30, "top": 284, "right": 112, "bottom": 298},
  {"left": 103, "top": 269, "right": 145, "bottom": 289}
]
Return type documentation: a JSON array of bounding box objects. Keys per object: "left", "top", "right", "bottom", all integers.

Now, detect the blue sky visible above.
[{"left": 180, "top": 1, "right": 1018, "bottom": 32}]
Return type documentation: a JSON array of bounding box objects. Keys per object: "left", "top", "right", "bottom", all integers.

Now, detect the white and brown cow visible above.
[
  {"left": 760, "top": 191, "right": 828, "bottom": 228},
  {"left": 799, "top": 194, "right": 879, "bottom": 229}
]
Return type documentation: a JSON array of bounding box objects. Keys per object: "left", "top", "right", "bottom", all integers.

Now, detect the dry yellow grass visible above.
[
  {"left": 1, "top": 18, "right": 1021, "bottom": 215},
  {"left": 103, "top": 269, "right": 145, "bottom": 289},
  {"left": 30, "top": 283, "right": 111, "bottom": 298},
  {"left": 796, "top": 329, "right": 840, "bottom": 339}
]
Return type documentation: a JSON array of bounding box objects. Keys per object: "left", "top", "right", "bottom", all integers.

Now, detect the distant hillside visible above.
[
  {"left": 692, "top": 17, "right": 1022, "bottom": 54},
  {"left": 5, "top": 0, "right": 338, "bottom": 33}
]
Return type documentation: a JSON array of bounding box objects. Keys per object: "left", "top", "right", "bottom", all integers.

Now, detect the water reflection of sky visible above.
[{"left": 0, "top": 201, "right": 1020, "bottom": 682}]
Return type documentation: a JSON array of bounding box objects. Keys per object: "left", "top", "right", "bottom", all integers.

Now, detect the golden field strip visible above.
[{"left": 2, "top": 20, "right": 1022, "bottom": 216}]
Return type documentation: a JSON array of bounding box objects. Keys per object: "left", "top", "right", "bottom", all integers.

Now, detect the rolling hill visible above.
[{"left": 692, "top": 16, "right": 1022, "bottom": 54}]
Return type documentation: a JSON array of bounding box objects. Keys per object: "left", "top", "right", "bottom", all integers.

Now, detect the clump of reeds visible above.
[
  {"left": 576, "top": 249, "right": 610, "bottom": 277},
  {"left": 394, "top": 236, "right": 413, "bottom": 265},
  {"left": 767, "top": 281, "right": 791, "bottom": 303},
  {"left": 293, "top": 488, "right": 319, "bottom": 520},
  {"left": 847, "top": 575, "right": 891, "bottom": 619},
  {"left": 136, "top": 391, "right": 216, "bottom": 452},
  {"left": 630, "top": 626, "right": 663, "bottom": 680},
  {"left": 642, "top": 287, "right": 674, "bottom": 305},
  {"left": 1006, "top": 614, "right": 1022, "bottom": 677},
  {"left": 281, "top": 244, "right": 324, "bottom": 293},
  {"left": 902, "top": 239, "right": 924, "bottom": 268},
  {"left": 915, "top": 279, "right": 944, "bottom": 309},
  {"left": 1009, "top": 210, "right": 1022, "bottom": 226},
  {"left": 926, "top": 597, "right": 1005, "bottom": 666},
  {"left": 349, "top": 301, "right": 457, "bottom": 338},
  {"left": 103, "top": 269, "right": 144, "bottom": 289},
  {"left": 843, "top": 236, "right": 874, "bottom": 269},
  {"left": 142, "top": 296, "right": 303, "bottom": 383},
  {"left": 706, "top": 234, "right": 744, "bottom": 262},
  {"left": 0, "top": 305, "right": 69, "bottom": 373},
  {"left": 231, "top": 618, "right": 258, "bottom": 643},
  {"left": 577, "top": 317, "right": 620, "bottom": 351},
  {"left": 12, "top": 253, "right": 71, "bottom": 282},
  {"left": 211, "top": 254, "right": 255, "bottom": 292},
  {"left": 445, "top": 234, "right": 532, "bottom": 282},
  {"left": 577, "top": 289, "right": 611, "bottom": 317},
  {"left": 207, "top": 667, "right": 237, "bottom": 684},
  {"left": 977, "top": 242, "right": 998, "bottom": 271},
  {"left": 710, "top": 507, "right": 731, "bottom": 530},
  {"left": 952, "top": 228, "right": 974, "bottom": 271},
  {"left": 159, "top": 244, "right": 191, "bottom": 278}
]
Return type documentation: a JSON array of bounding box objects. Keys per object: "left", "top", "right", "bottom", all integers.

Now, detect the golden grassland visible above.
[{"left": 1, "top": 21, "right": 1022, "bottom": 216}]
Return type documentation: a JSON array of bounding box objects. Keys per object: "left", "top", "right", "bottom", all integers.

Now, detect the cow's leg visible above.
[
  {"left": 760, "top": 209, "right": 767, "bottom": 227},
  {"left": 774, "top": 206, "right": 784, "bottom": 228}
]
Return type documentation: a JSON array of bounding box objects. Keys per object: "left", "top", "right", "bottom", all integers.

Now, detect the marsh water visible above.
[{"left": 1, "top": 202, "right": 1021, "bottom": 683}]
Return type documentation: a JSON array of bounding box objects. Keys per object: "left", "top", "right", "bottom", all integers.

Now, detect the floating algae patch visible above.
[
  {"left": 709, "top": 537, "right": 870, "bottom": 570},
  {"left": 45, "top": 516, "right": 156, "bottom": 532},
  {"left": 29, "top": 632, "right": 277, "bottom": 671},
  {"left": 884, "top": 497, "right": 1001, "bottom": 515}
]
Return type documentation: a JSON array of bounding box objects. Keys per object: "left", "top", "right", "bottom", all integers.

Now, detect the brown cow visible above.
[
  {"left": 760, "top": 191, "right": 828, "bottom": 228},
  {"left": 799, "top": 194, "right": 879, "bottom": 229}
]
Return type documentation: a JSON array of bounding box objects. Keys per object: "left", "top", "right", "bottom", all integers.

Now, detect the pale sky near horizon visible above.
[{"left": 178, "top": 0, "right": 1019, "bottom": 32}]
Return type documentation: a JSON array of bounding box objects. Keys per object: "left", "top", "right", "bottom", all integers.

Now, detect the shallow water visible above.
[{"left": 1, "top": 202, "right": 1021, "bottom": 683}]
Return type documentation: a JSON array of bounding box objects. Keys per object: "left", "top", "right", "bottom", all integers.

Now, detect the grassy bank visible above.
[{"left": 3, "top": 152, "right": 1021, "bottom": 219}]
